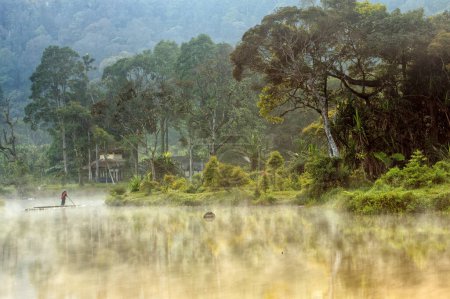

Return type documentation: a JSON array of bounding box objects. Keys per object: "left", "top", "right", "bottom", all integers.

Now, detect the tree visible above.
[
  {"left": 100, "top": 50, "right": 164, "bottom": 177},
  {"left": 266, "top": 150, "right": 285, "bottom": 189},
  {"left": 231, "top": 6, "right": 343, "bottom": 157},
  {"left": 25, "top": 46, "right": 87, "bottom": 176},
  {"left": 178, "top": 35, "right": 260, "bottom": 157},
  {"left": 59, "top": 102, "right": 92, "bottom": 184},
  {"left": 0, "top": 87, "right": 18, "bottom": 162},
  {"left": 151, "top": 41, "right": 182, "bottom": 154}
]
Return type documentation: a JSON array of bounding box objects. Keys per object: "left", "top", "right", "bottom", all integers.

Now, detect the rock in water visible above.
[{"left": 203, "top": 211, "right": 215, "bottom": 221}]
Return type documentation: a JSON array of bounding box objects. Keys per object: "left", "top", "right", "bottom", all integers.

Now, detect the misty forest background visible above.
[{"left": 0, "top": 0, "right": 450, "bottom": 209}]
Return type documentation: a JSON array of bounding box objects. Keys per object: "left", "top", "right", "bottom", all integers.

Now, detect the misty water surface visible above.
[{"left": 1, "top": 197, "right": 449, "bottom": 299}]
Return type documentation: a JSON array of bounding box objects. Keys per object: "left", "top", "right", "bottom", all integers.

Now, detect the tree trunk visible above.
[
  {"left": 165, "top": 119, "right": 169, "bottom": 152},
  {"left": 88, "top": 130, "right": 92, "bottom": 181},
  {"left": 134, "top": 143, "right": 139, "bottom": 176},
  {"left": 61, "top": 122, "right": 68, "bottom": 175},
  {"left": 188, "top": 138, "right": 193, "bottom": 182},
  {"left": 321, "top": 110, "right": 340, "bottom": 158},
  {"left": 95, "top": 143, "right": 99, "bottom": 182},
  {"left": 210, "top": 109, "right": 217, "bottom": 156},
  {"left": 160, "top": 118, "right": 165, "bottom": 155},
  {"left": 150, "top": 157, "right": 156, "bottom": 181}
]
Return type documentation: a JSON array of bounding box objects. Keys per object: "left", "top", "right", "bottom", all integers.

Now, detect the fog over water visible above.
[{"left": 1, "top": 196, "right": 449, "bottom": 299}]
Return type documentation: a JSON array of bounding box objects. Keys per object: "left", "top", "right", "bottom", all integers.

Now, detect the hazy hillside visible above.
[
  {"left": 0, "top": 0, "right": 298, "bottom": 94},
  {"left": 0, "top": 0, "right": 449, "bottom": 106}
]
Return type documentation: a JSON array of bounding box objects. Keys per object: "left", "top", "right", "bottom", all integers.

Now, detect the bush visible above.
[
  {"left": 302, "top": 155, "right": 349, "bottom": 197},
  {"left": 261, "top": 172, "right": 269, "bottom": 193},
  {"left": 266, "top": 151, "right": 285, "bottom": 190},
  {"left": 128, "top": 176, "right": 142, "bottom": 192},
  {"left": 163, "top": 174, "right": 189, "bottom": 191},
  {"left": 110, "top": 185, "right": 126, "bottom": 196},
  {"left": 152, "top": 152, "right": 183, "bottom": 180},
  {"left": 202, "top": 156, "right": 250, "bottom": 190},
  {"left": 431, "top": 192, "right": 450, "bottom": 211},
  {"left": 139, "top": 180, "right": 159, "bottom": 194},
  {"left": 218, "top": 163, "right": 250, "bottom": 188},
  {"left": 266, "top": 151, "right": 284, "bottom": 170},
  {"left": 203, "top": 156, "right": 220, "bottom": 189},
  {"left": 184, "top": 173, "right": 203, "bottom": 193},
  {"left": 347, "top": 189, "right": 426, "bottom": 214},
  {"left": 378, "top": 150, "right": 448, "bottom": 189}
]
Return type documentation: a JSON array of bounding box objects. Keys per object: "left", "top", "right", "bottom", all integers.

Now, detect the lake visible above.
[{"left": 1, "top": 196, "right": 449, "bottom": 299}]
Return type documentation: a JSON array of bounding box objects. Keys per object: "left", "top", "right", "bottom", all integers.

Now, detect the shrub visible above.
[
  {"left": 261, "top": 172, "right": 269, "bottom": 193},
  {"left": 433, "top": 160, "right": 450, "bottom": 182},
  {"left": 203, "top": 156, "right": 220, "bottom": 189},
  {"left": 303, "top": 155, "right": 349, "bottom": 197},
  {"left": 163, "top": 175, "right": 189, "bottom": 191},
  {"left": 128, "top": 176, "right": 142, "bottom": 192},
  {"left": 266, "top": 151, "right": 285, "bottom": 190},
  {"left": 185, "top": 174, "right": 203, "bottom": 193},
  {"left": 431, "top": 192, "right": 450, "bottom": 211},
  {"left": 266, "top": 151, "right": 284, "bottom": 170},
  {"left": 378, "top": 150, "right": 448, "bottom": 189},
  {"left": 347, "top": 189, "right": 426, "bottom": 214},
  {"left": 153, "top": 152, "right": 182, "bottom": 180},
  {"left": 110, "top": 185, "right": 126, "bottom": 196},
  {"left": 253, "top": 187, "right": 261, "bottom": 199},
  {"left": 139, "top": 180, "right": 159, "bottom": 194},
  {"left": 202, "top": 156, "right": 250, "bottom": 189},
  {"left": 218, "top": 163, "right": 250, "bottom": 188}
]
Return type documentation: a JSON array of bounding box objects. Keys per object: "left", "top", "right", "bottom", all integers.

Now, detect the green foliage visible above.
[
  {"left": 110, "top": 185, "right": 126, "bottom": 196},
  {"left": 153, "top": 153, "right": 182, "bottom": 180},
  {"left": 203, "top": 156, "right": 220, "bottom": 188},
  {"left": 138, "top": 173, "right": 160, "bottom": 194},
  {"left": 346, "top": 153, "right": 450, "bottom": 214},
  {"left": 373, "top": 152, "right": 405, "bottom": 169},
  {"left": 302, "top": 156, "right": 350, "bottom": 197},
  {"left": 253, "top": 187, "right": 261, "bottom": 199},
  {"left": 261, "top": 173, "right": 269, "bottom": 193},
  {"left": 163, "top": 175, "right": 189, "bottom": 192},
  {"left": 379, "top": 150, "right": 447, "bottom": 189},
  {"left": 431, "top": 192, "right": 450, "bottom": 211},
  {"left": 347, "top": 189, "right": 426, "bottom": 214},
  {"left": 265, "top": 151, "right": 285, "bottom": 190},
  {"left": 128, "top": 176, "right": 142, "bottom": 193},
  {"left": 217, "top": 163, "right": 250, "bottom": 188},
  {"left": 266, "top": 151, "right": 284, "bottom": 170},
  {"left": 184, "top": 173, "right": 203, "bottom": 194},
  {"left": 202, "top": 156, "right": 250, "bottom": 190}
]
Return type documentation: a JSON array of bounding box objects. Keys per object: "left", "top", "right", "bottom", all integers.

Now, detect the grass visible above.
[
  {"left": 106, "top": 188, "right": 301, "bottom": 207},
  {"left": 339, "top": 182, "right": 450, "bottom": 214},
  {"left": 106, "top": 181, "right": 450, "bottom": 214}
]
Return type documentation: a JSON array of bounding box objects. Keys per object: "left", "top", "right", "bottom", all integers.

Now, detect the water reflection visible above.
[{"left": 1, "top": 201, "right": 449, "bottom": 298}]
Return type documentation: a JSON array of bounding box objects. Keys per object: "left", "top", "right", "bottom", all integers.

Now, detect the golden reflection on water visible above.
[{"left": 1, "top": 203, "right": 449, "bottom": 299}]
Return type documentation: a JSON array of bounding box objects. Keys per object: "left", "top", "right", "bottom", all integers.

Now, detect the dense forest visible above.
[
  {"left": 0, "top": 0, "right": 449, "bottom": 213},
  {"left": 1, "top": 0, "right": 450, "bottom": 106}
]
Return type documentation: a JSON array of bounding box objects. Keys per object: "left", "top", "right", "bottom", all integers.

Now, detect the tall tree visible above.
[
  {"left": 231, "top": 6, "right": 343, "bottom": 157},
  {"left": 25, "top": 46, "right": 87, "bottom": 176},
  {"left": 0, "top": 87, "right": 18, "bottom": 162},
  {"left": 151, "top": 41, "right": 181, "bottom": 154},
  {"left": 99, "top": 51, "right": 161, "bottom": 177},
  {"left": 178, "top": 35, "right": 259, "bottom": 157}
]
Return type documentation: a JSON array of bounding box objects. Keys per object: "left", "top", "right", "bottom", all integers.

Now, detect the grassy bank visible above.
[
  {"left": 106, "top": 179, "right": 450, "bottom": 214},
  {"left": 107, "top": 181, "right": 450, "bottom": 213},
  {"left": 106, "top": 152, "right": 450, "bottom": 214},
  {"left": 341, "top": 182, "right": 450, "bottom": 214},
  {"left": 106, "top": 188, "right": 301, "bottom": 207}
]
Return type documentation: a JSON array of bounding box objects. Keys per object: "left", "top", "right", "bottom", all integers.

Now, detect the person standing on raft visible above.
[{"left": 60, "top": 190, "right": 68, "bottom": 206}]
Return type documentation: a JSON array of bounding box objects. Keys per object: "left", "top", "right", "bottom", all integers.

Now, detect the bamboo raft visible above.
[{"left": 25, "top": 205, "right": 79, "bottom": 211}]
